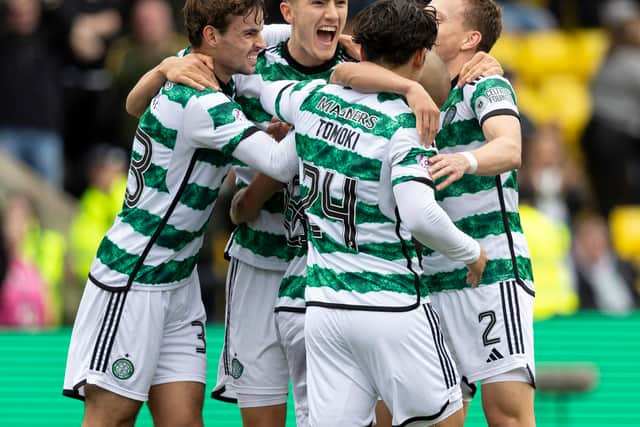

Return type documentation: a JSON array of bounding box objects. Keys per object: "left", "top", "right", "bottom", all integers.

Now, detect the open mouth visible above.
[{"left": 317, "top": 26, "right": 337, "bottom": 44}]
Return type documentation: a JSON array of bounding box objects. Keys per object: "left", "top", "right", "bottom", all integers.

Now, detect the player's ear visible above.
[
  {"left": 413, "top": 47, "right": 428, "bottom": 69},
  {"left": 461, "top": 30, "right": 481, "bottom": 51},
  {"left": 203, "top": 25, "right": 220, "bottom": 48},
  {"left": 280, "top": 0, "right": 294, "bottom": 24}
]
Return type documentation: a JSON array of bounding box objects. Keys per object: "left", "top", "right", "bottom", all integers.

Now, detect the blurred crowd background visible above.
[{"left": 0, "top": 0, "right": 639, "bottom": 328}]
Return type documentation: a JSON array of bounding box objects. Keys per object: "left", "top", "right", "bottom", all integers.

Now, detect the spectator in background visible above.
[
  {"left": 547, "top": 0, "right": 604, "bottom": 28},
  {"left": 58, "top": 0, "right": 125, "bottom": 196},
  {"left": 0, "top": 194, "right": 48, "bottom": 328},
  {"left": 69, "top": 144, "right": 127, "bottom": 286},
  {"left": 106, "top": 0, "right": 187, "bottom": 150},
  {"left": 4, "top": 193, "right": 67, "bottom": 326},
  {"left": 0, "top": 0, "right": 65, "bottom": 188},
  {"left": 518, "top": 203, "right": 578, "bottom": 321},
  {"left": 581, "top": 0, "right": 640, "bottom": 216},
  {"left": 572, "top": 213, "right": 639, "bottom": 314},
  {"left": 497, "top": 0, "right": 557, "bottom": 32},
  {"left": 519, "top": 123, "right": 590, "bottom": 225}
]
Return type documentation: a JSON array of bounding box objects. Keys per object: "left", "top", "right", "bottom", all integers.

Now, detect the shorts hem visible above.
[
  {"left": 152, "top": 375, "right": 207, "bottom": 387},
  {"left": 62, "top": 388, "right": 85, "bottom": 401},
  {"left": 393, "top": 398, "right": 463, "bottom": 427},
  {"left": 237, "top": 394, "right": 288, "bottom": 408},
  {"left": 211, "top": 385, "right": 238, "bottom": 404},
  {"left": 87, "top": 376, "right": 148, "bottom": 402},
  {"left": 465, "top": 360, "right": 530, "bottom": 384},
  {"left": 230, "top": 385, "right": 290, "bottom": 395}
]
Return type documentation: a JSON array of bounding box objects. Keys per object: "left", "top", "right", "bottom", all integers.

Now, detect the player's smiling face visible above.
[
  {"left": 429, "top": 0, "right": 468, "bottom": 63},
  {"left": 281, "top": 0, "right": 347, "bottom": 66},
  {"left": 214, "top": 8, "right": 266, "bottom": 78}
]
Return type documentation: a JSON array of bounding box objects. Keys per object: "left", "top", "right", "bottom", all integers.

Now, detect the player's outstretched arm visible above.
[
  {"left": 231, "top": 129, "right": 298, "bottom": 185},
  {"left": 428, "top": 115, "right": 521, "bottom": 190},
  {"left": 230, "top": 175, "right": 285, "bottom": 225},
  {"left": 330, "top": 61, "right": 440, "bottom": 146},
  {"left": 394, "top": 181, "right": 486, "bottom": 286},
  {"left": 126, "top": 54, "right": 217, "bottom": 118}
]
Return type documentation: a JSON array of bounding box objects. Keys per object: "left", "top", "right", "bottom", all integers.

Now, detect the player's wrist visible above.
[
  {"left": 465, "top": 240, "right": 482, "bottom": 265},
  {"left": 460, "top": 151, "right": 478, "bottom": 174}
]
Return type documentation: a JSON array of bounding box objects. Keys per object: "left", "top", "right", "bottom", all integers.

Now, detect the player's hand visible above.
[
  {"left": 338, "top": 34, "right": 361, "bottom": 60},
  {"left": 230, "top": 188, "right": 259, "bottom": 225},
  {"left": 428, "top": 153, "right": 472, "bottom": 190},
  {"left": 405, "top": 82, "right": 439, "bottom": 147},
  {"left": 466, "top": 247, "right": 487, "bottom": 287},
  {"left": 159, "top": 54, "right": 218, "bottom": 91},
  {"left": 266, "top": 117, "right": 292, "bottom": 142},
  {"left": 457, "top": 52, "right": 503, "bottom": 87}
]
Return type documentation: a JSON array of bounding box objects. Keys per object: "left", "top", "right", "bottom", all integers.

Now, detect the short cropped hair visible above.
[
  {"left": 462, "top": 0, "right": 502, "bottom": 52},
  {"left": 352, "top": 0, "right": 438, "bottom": 66},
  {"left": 183, "top": 0, "right": 265, "bottom": 47}
]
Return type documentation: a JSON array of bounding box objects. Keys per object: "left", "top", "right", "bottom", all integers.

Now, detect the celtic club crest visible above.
[{"left": 112, "top": 358, "right": 135, "bottom": 380}]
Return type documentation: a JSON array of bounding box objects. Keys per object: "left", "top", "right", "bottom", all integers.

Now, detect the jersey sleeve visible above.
[
  {"left": 183, "top": 94, "right": 298, "bottom": 182},
  {"left": 389, "top": 128, "right": 480, "bottom": 264},
  {"left": 183, "top": 94, "right": 257, "bottom": 154},
  {"left": 260, "top": 79, "right": 326, "bottom": 124},
  {"left": 464, "top": 75, "right": 519, "bottom": 126},
  {"left": 232, "top": 128, "right": 299, "bottom": 183},
  {"left": 262, "top": 24, "right": 291, "bottom": 46},
  {"left": 388, "top": 127, "right": 438, "bottom": 190}
]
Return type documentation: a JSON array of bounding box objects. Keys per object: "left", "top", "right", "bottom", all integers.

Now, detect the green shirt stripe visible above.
[
  {"left": 232, "top": 225, "right": 298, "bottom": 261},
  {"left": 132, "top": 151, "right": 169, "bottom": 193},
  {"left": 278, "top": 275, "right": 306, "bottom": 299},
  {"left": 119, "top": 207, "right": 207, "bottom": 251},
  {"left": 436, "top": 171, "right": 517, "bottom": 201},
  {"left": 236, "top": 95, "right": 274, "bottom": 124},
  {"left": 426, "top": 256, "right": 533, "bottom": 292},
  {"left": 307, "top": 265, "right": 420, "bottom": 296},
  {"left": 436, "top": 118, "right": 485, "bottom": 150},
  {"left": 139, "top": 111, "right": 177, "bottom": 150},
  {"left": 309, "top": 230, "right": 417, "bottom": 261},
  {"left": 96, "top": 237, "right": 198, "bottom": 284},
  {"left": 297, "top": 134, "right": 381, "bottom": 181}
]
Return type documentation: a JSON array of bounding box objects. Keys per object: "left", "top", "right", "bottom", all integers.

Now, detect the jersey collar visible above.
[
  {"left": 215, "top": 74, "right": 235, "bottom": 98},
  {"left": 281, "top": 40, "right": 340, "bottom": 75},
  {"left": 451, "top": 75, "right": 460, "bottom": 89}
]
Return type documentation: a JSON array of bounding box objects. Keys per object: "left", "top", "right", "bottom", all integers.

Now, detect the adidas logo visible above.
[{"left": 486, "top": 348, "right": 504, "bottom": 363}]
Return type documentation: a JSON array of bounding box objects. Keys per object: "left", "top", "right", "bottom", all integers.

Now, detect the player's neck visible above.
[
  {"left": 286, "top": 37, "right": 335, "bottom": 68},
  {"left": 447, "top": 52, "right": 474, "bottom": 81},
  {"left": 193, "top": 47, "right": 232, "bottom": 84}
]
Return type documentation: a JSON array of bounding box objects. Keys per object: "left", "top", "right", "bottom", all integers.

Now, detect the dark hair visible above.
[
  {"left": 352, "top": 0, "right": 438, "bottom": 66},
  {"left": 462, "top": 0, "right": 502, "bottom": 52},
  {"left": 183, "top": 0, "right": 265, "bottom": 47}
]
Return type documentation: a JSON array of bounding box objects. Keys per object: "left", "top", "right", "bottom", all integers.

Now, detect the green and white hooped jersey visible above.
[
  {"left": 423, "top": 75, "right": 533, "bottom": 293},
  {"left": 89, "top": 81, "right": 257, "bottom": 291},
  {"left": 231, "top": 41, "right": 354, "bottom": 309},
  {"left": 263, "top": 79, "right": 438, "bottom": 310}
]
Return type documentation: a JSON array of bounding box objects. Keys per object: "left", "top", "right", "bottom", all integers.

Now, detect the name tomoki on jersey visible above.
[
  {"left": 88, "top": 81, "right": 268, "bottom": 291},
  {"left": 424, "top": 75, "right": 534, "bottom": 293},
  {"left": 260, "top": 79, "right": 438, "bottom": 310},
  {"left": 231, "top": 41, "right": 355, "bottom": 309}
]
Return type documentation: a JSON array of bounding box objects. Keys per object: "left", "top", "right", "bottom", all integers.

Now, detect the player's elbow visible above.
[
  {"left": 125, "top": 94, "right": 144, "bottom": 119},
  {"left": 399, "top": 209, "right": 432, "bottom": 240},
  {"left": 499, "top": 137, "right": 522, "bottom": 170},
  {"left": 510, "top": 151, "right": 522, "bottom": 170}
]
